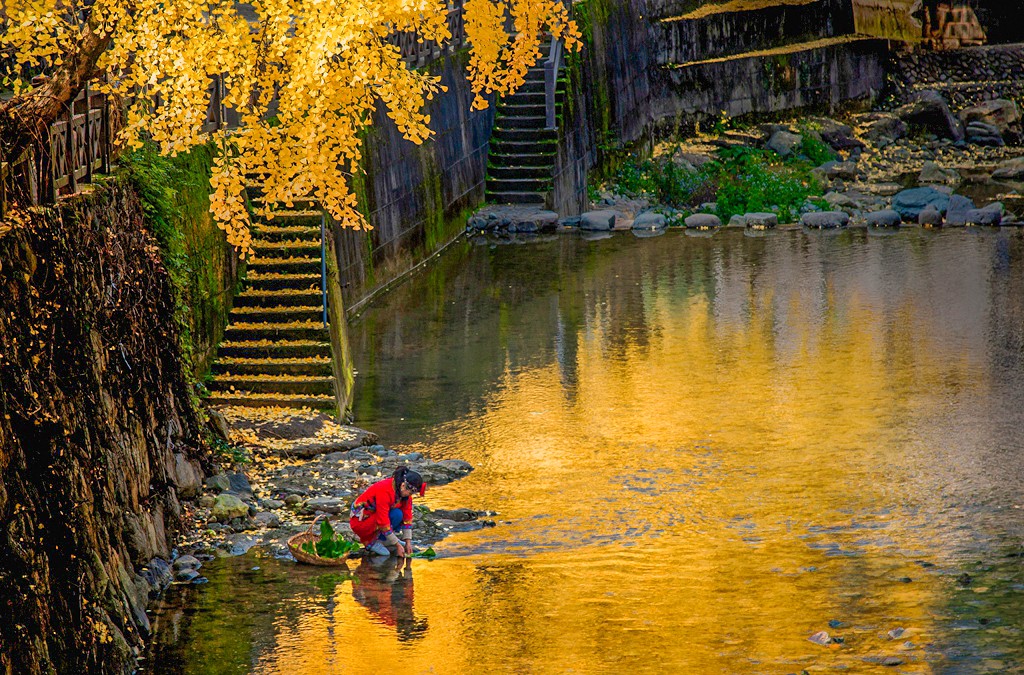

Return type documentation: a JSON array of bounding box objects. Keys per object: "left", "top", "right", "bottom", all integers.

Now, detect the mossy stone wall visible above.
[{"left": 0, "top": 180, "right": 207, "bottom": 674}]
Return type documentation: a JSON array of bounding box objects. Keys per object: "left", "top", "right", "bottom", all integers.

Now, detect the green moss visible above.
[{"left": 120, "top": 141, "right": 236, "bottom": 379}]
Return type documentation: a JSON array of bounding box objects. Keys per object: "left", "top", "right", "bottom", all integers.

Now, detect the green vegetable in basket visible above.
[{"left": 300, "top": 519, "right": 361, "bottom": 559}]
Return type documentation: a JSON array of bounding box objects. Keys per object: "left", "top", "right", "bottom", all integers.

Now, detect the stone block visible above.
[
  {"left": 944, "top": 194, "right": 976, "bottom": 227},
  {"left": 767, "top": 130, "right": 803, "bottom": 157},
  {"left": 684, "top": 213, "right": 722, "bottom": 230},
  {"left": 865, "top": 209, "right": 901, "bottom": 227},
  {"left": 580, "top": 210, "right": 616, "bottom": 231},
  {"left": 918, "top": 205, "right": 943, "bottom": 227},
  {"left": 744, "top": 212, "right": 778, "bottom": 230},
  {"left": 800, "top": 211, "right": 849, "bottom": 229},
  {"left": 632, "top": 212, "right": 667, "bottom": 231}
]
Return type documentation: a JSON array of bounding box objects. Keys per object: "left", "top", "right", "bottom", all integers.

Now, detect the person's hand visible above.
[
  {"left": 395, "top": 544, "right": 407, "bottom": 558},
  {"left": 404, "top": 541, "right": 413, "bottom": 557}
]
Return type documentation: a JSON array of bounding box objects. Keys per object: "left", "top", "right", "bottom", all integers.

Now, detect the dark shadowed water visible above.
[{"left": 145, "top": 228, "right": 1024, "bottom": 674}]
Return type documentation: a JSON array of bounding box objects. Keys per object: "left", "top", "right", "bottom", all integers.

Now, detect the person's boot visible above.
[{"left": 365, "top": 540, "right": 390, "bottom": 557}]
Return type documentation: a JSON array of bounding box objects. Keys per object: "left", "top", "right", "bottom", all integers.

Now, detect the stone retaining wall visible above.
[
  {"left": 890, "top": 43, "right": 1024, "bottom": 109},
  {"left": 0, "top": 182, "right": 207, "bottom": 674}
]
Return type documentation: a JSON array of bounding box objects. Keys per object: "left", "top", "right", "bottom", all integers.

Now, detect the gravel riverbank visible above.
[{"left": 165, "top": 406, "right": 492, "bottom": 584}]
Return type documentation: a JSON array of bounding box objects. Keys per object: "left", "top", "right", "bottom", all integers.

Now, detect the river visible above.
[{"left": 145, "top": 228, "right": 1024, "bottom": 674}]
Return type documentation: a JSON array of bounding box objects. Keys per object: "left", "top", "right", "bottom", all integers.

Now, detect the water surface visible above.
[{"left": 148, "top": 228, "right": 1024, "bottom": 674}]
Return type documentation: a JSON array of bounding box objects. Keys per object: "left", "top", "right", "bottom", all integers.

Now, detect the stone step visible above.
[
  {"left": 233, "top": 289, "right": 324, "bottom": 308},
  {"left": 211, "top": 357, "right": 333, "bottom": 377},
  {"left": 208, "top": 375, "right": 335, "bottom": 396},
  {"left": 248, "top": 257, "right": 322, "bottom": 275},
  {"left": 229, "top": 305, "right": 324, "bottom": 324},
  {"left": 205, "top": 392, "right": 336, "bottom": 409},
  {"left": 501, "top": 103, "right": 547, "bottom": 116},
  {"left": 251, "top": 225, "right": 321, "bottom": 242},
  {"left": 489, "top": 152, "right": 556, "bottom": 168},
  {"left": 258, "top": 210, "right": 322, "bottom": 228},
  {"left": 250, "top": 195, "right": 317, "bottom": 211},
  {"left": 487, "top": 177, "right": 551, "bottom": 193},
  {"left": 496, "top": 115, "right": 549, "bottom": 130},
  {"left": 488, "top": 165, "right": 553, "bottom": 180},
  {"left": 516, "top": 79, "right": 545, "bottom": 94},
  {"left": 486, "top": 191, "right": 546, "bottom": 205},
  {"left": 217, "top": 339, "right": 331, "bottom": 359},
  {"left": 503, "top": 92, "right": 546, "bottom": 106},
  {"left": 245, "top": 272, "right": 321, "bottom": 291},
  {"left": 252, "top": 241, "right": 322, "bottom": 259},
  {"left": 223, "top": 321, "right": 329, "bottom": 342},
  {"left": 491, "top": 127, "right": 557, "bottom": 143}
]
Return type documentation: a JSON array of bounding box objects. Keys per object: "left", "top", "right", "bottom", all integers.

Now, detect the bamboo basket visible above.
[{"left": 287, "top": 516, "right": 357, "bottom": 567}]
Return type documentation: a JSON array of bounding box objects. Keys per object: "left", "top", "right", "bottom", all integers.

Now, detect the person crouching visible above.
[{"left": 350, "top": 467, "right": 425, "bottom": 557}]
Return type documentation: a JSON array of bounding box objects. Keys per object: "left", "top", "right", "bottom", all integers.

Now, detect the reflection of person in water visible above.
[{"left": 352, "top": 557, "right": 428, "bottom": 642}]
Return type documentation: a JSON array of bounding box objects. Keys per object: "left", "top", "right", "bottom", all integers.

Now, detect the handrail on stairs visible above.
[
  {"left": 320, "top": 212, "right": 328, "bottom": 329},
  {"left": 544, "top": 37, "right": 564, "bottom": 130}
]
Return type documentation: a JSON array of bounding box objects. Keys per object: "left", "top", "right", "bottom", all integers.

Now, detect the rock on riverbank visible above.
[{"left": 562, "top": 92, "right": 1024, "bottom": 232}]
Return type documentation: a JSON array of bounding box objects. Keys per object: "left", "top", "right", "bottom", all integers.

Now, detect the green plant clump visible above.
[
  {"left": 602, "top": 142, "right": 824, "bottom": 225},
  {"left": 301, "top": 520, "right": 362, "bottom": 559}
]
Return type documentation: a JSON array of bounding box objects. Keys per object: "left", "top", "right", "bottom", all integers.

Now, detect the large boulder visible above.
[
  {"left": 892, "top": 187, "right": 951, "bottom": 221},
  {"left": 965, "top": 203, "right": 1003, "bottom": 226},
  {"left": 801, "top": 211, "right": 849, "bottom": 229},
  {"left": 767, "top": 130, "right": 804, "bottom": 157},
  {"left": 966, "top": 122, "right": 1005, "bottom": 147},
  {"left": 684, "top": 213, "right": 722, "bottom": 230},
  {"left": 897, "top": 90, "right": 963, "bottom": 141},
  {"left": 919, "top": 161, "right": 959, "bottom": 184},
  {"left": 580, "top": 210, "right": 616, "bottom": 231},
  {"left": 212, "top": 494, "right": 250, "bottom": 522},
  {"left": 944, "top": 194, "right": 976, "bottom": 226},
  {"left": 992, "top": 156, "right": 1024, "bottom": 180},
  {"left": 811, "top": 117, "right": 865, "bottom": 152},
  {"left": 959, "top": 99, "right": 1020, "bottom": 135},
  {"left": 861, "top": 115, "right": 908, "bottom": 145}
]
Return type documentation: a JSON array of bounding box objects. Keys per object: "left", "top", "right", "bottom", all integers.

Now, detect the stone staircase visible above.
[
  {"left": 206, "top": 194, "right": 336, "bottom": 409},
  {"left": 485, "top": 50, "right": 564, "bottom": 206}
]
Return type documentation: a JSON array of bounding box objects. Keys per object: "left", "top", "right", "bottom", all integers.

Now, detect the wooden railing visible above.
[
  {"left": 389, "top": 0, "right": 469, "bottom": 67},
  {"left": 1, "top": 0, "right": 473, "bottom": 218},
  {"left": 1, "top": 82, "right": 114, "bottom": 218}
]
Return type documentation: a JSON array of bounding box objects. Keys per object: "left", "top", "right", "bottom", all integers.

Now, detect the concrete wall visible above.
[
  {"left": 655, "top": 37, "right": 887, "bottom": 129},
  {"left": 334, "top": 49, "right": 494, "bottom": 308},
  {"left": 656, "top": 0, "right": 855, "bottom": 65}
]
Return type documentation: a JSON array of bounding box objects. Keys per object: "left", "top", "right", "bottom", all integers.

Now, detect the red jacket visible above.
[{"left": 349, "top": 478, "right": 413, "bottom": 544}]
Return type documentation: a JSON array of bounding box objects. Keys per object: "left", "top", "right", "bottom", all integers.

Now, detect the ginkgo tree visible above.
[{"left": 0, "top": 0, "right": 579, "bottom": 256}]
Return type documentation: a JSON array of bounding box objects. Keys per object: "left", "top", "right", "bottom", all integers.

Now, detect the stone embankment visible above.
[
  {"left": 165, "top": 407, "right": 490, "bottom": 583},
  {"left": 0, "top": 182, "right": 208, "bottom": 674},
  {"left": 891, "top": 44, "right": 1024, "bottom": 109}
]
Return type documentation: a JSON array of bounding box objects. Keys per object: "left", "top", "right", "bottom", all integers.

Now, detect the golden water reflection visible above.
[{"left": 150, "top": 229, "right": 1024, "bottom": 674}]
